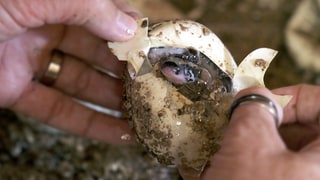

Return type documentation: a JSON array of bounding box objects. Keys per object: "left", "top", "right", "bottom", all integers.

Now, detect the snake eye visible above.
[{"left": 173, "top": 67, "right": 181, "bottom": 75}]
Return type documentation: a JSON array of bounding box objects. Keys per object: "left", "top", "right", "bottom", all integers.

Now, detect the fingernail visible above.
[
  {"left": 126, "top": 28, "right": 135, "bottom": 36},
  {"left": 117, "top": 12, "right": 137, "bottom": 37}
]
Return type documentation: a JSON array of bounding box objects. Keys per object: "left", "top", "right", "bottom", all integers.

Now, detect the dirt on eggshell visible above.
[{"left": 123, "top": 64, "right": 233, "bottom": 170}]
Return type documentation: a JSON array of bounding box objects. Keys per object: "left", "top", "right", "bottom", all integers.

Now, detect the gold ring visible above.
[
  {"left": 228, "top": 94, "right": 280, "bottom": 126},
  {"left": 40, "top": 50, "right": 64, "bottom": 86}
]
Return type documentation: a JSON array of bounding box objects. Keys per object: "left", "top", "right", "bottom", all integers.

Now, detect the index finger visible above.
[
  {"left": 0, "top": 0, "right": 138, "bottom": 42},
  {"left": 272, "top": 84, "right": 320, "bottom": 124}
]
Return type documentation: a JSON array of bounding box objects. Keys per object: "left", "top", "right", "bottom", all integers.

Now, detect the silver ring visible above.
[
  {"left": 228, "top": 94, "right": 279, "bottom": 126},
  {"left": 40, "top": 50, "right": 64, "bottom": 86}
]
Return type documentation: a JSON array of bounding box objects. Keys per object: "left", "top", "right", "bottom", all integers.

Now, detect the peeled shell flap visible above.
[
  {"left": 233, "top": 48, "right": 292, "bottom": 107},
  {"left": 233, "top": 48, "right": 277, "bottom": 92},
  {"left": 108, "top": 18, "right": 150, "bottom": 76},
  {"left": 108, "top": 18, "right": 237, "bottom": 78}
]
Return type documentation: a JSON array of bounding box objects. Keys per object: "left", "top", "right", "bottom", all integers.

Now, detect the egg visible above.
[{"left": 108, "top": 18, "right": 290, "bottom": 178}]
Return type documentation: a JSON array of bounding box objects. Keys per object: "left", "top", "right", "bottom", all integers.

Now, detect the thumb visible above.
[
  {"left": 0, "top": 0, "right": 139, "bottom": 41},
  {"left": 223, "top": 87, "right": 286, "bottom": 154},
  {"left": 202, "top": 88, "right": 287, "bottom": 180}
]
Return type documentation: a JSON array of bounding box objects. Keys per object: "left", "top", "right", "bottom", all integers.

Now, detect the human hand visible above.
[
  {"left": 0, "top": 0, "right": 141, "bottom": 145},
  {"left": 201, "top": 84, "right": 320, "bottom": 180}
]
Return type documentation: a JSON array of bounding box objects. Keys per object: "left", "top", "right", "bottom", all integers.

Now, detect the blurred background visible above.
[{"left": 0, "top": 0, "right": 319, "bottom": 179}]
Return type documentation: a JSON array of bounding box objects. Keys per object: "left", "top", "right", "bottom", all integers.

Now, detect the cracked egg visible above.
[{"left": 108, "top": 18, "right": 290, "bottom": 178}]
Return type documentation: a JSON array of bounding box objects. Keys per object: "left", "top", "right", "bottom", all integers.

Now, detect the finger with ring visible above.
[
  {"left": 228, "top": 94, "right": 280, "bottom": 126},
  {"left": 40, "top": 50, "right": 64, "bottom": 86},
  {"left": 39, "top": 49, "right": 124, "bottom": 110}
]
